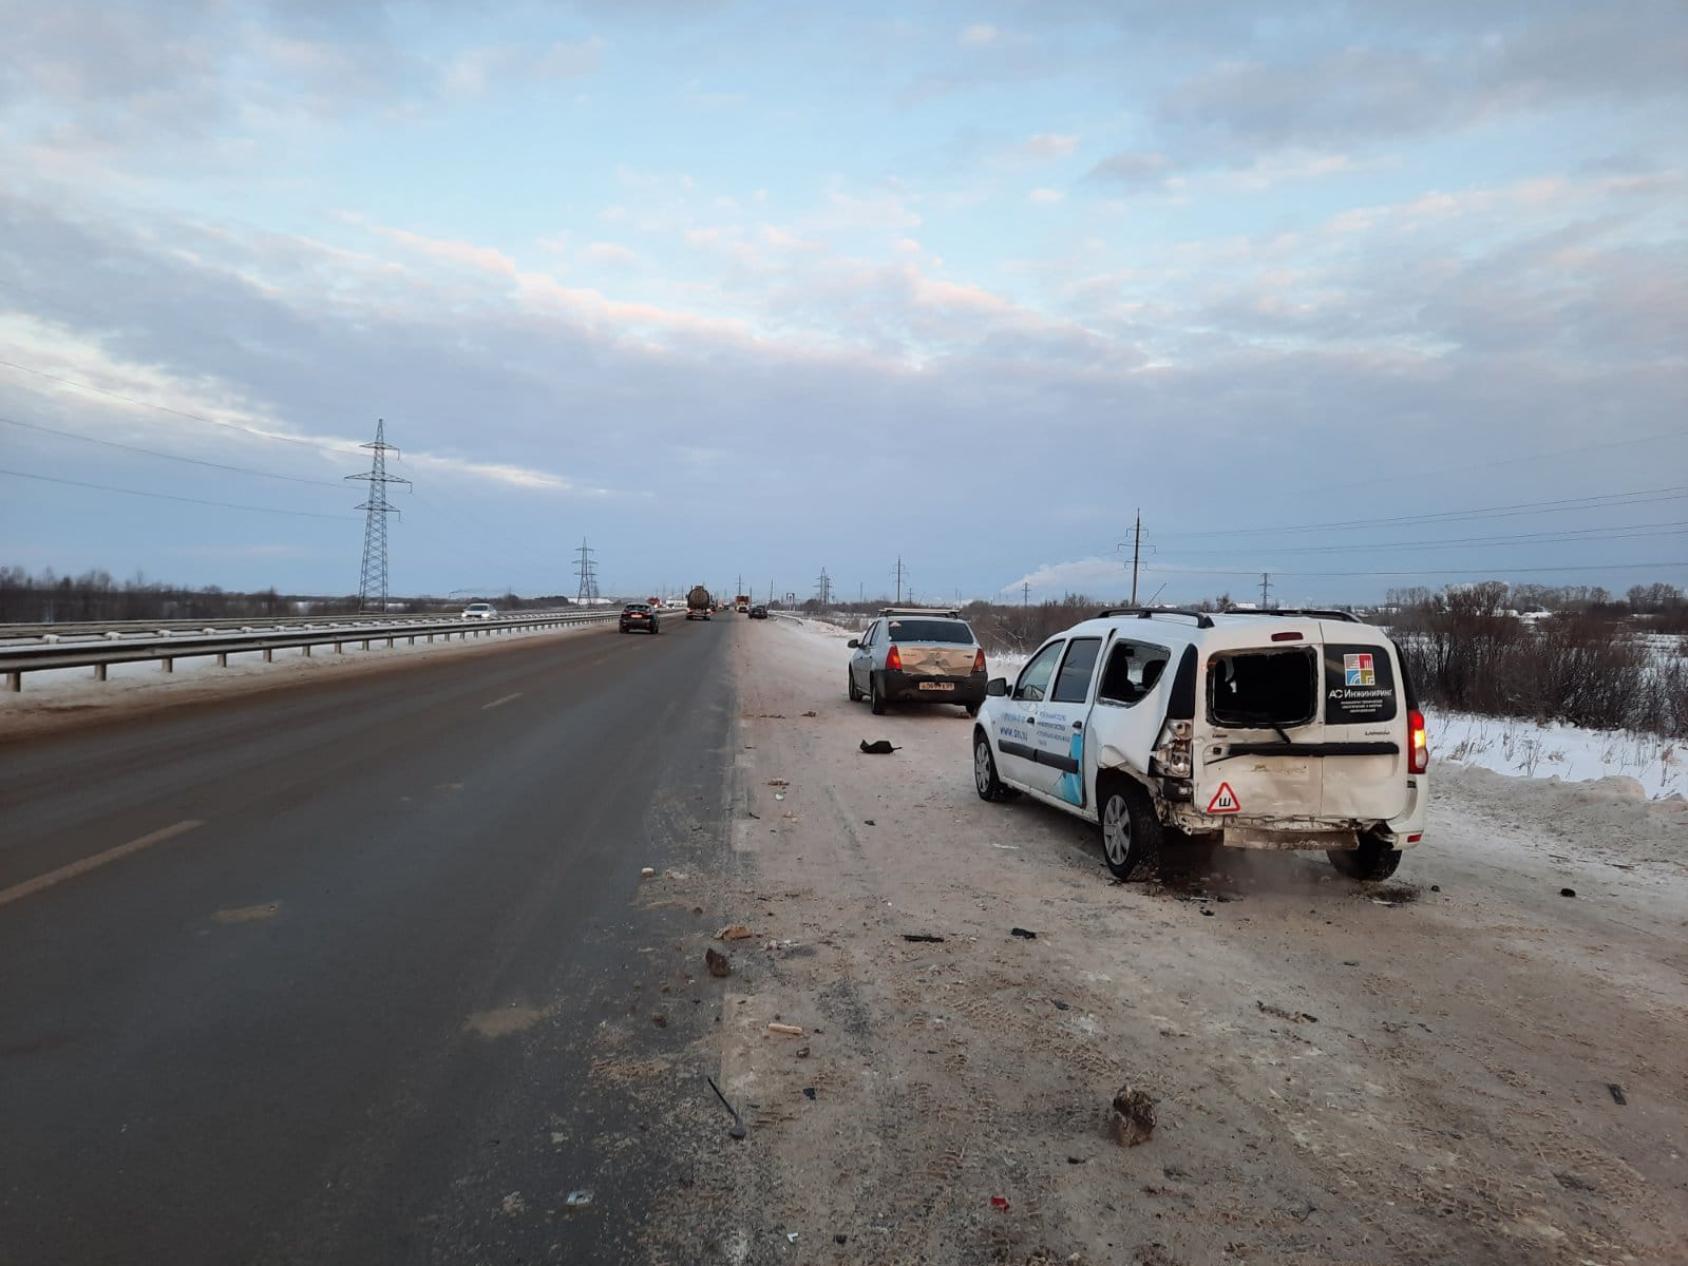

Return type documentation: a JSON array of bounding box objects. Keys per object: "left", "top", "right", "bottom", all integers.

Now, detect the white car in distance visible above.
[{"left": 460, "top": 603, "right": 497, "bottom": 620}]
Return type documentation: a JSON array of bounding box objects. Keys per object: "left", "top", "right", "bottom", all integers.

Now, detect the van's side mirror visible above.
[
  {"left": 846, "top": 638, "right": 860, "bottom": 648},
  {"left": 986, "top": 677, "right": 1008, "bottom": 696}
]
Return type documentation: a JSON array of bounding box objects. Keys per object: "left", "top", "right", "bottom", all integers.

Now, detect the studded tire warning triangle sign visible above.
[{"left": 1205, "top": 782, "right": 1241, "bottom": 815}]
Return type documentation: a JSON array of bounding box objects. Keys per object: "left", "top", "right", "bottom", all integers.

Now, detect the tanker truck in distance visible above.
[{"left": 686, "top": 586, "right": 712, "bottom": 621}]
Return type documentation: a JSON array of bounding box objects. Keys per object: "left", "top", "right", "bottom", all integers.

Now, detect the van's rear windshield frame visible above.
[{"left": 1206, "top": 645, "right": 1318, "bottom": 729}]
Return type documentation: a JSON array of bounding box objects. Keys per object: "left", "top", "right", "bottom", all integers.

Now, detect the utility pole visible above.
[
  {"left": 815, "top": 567, "right": 832, "bottom": 606},
  {"left": 1022, "top": 581, "right": 1030, "bottom": 607},
  {"left": 574, "top": 538, "right": 598, "bottom": 605},
  {"left": 1259, "top": 572, "right": 1272, "bottom": 609},
  {"left": 346, "top": 418, "right": 410, "bottom": 613},
  {"left": 894, "top": 555, "right": 907, "bottom": 605},
  {"left": 1129, "top": 508, "right": 1142, "bottom": 606}
]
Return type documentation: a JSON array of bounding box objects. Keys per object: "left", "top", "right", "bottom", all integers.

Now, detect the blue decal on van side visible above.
[{"left": 1056, "top": 731, "right": 1084, "bottom": 805}]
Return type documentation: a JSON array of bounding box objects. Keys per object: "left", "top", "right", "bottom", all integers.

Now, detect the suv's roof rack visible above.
[
  {"left": 880, "top": 606, "right": 961, "bottom": 618},
  {"left": 1095, "top": 607, "right": 1215, "bottom": 629},
  {"left": 1219, "top": 607, "right": 1361, "bottom": 623}
]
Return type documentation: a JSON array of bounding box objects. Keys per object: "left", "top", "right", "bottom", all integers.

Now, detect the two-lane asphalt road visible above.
[{"left": 0, "top": 617, "right": 736, "bottom": 1264}]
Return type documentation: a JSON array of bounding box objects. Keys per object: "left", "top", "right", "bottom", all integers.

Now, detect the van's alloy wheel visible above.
[
  {"left": 974, "top": 734, "right": 1005, "bottom": 801},
  {"left": 1099, "top": 781, "right": 1161, "bottom": 881}
]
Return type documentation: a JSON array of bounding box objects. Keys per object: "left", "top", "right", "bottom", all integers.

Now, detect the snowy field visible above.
[{"left": 1431, "top": 708, "right": 1684, "bottom": 799}]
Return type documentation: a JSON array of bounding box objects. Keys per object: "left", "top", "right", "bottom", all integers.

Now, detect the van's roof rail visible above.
[
  {"left": 1095, "top": 607, "right": 1215, "bottom": 629},
  {"left": 880, "top": 606, "right": 961, "bottom": 618},
  {"left": 1221, "top": 607, "right": 1362, "bottom": 623}
]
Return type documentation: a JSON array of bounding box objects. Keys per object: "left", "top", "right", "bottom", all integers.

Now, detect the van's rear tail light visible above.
[
  {"left": 1151, "top": 719, "right": 1194, "bottom": 780},
  {"left": 1270, "top": 631, "right": 1304, "bottom": 642},
  {"left": 1408, "top": 709, "right": 1429, "bottom": 774},
  {"left": 972, "top": 648, "right": 986, "bottom": 673},
  {"left": 886, "top": 644, "right": 903, "bottom": 671}
]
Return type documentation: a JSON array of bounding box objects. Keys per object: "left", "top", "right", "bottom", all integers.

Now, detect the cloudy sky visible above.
[{"left": 2, "top": 0, "right": 1685, "bottom": 604}]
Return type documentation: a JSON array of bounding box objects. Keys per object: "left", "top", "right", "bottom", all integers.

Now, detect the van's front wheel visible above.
[
  {"left": 1327, "top": 832, "right": 1402, "bottom": 881},
  {"left": 1099, "top": 778, "right": 1160, "bottom": 881}
]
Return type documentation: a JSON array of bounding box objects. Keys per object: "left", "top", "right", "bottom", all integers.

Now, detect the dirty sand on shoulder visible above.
[{"left": 690, "top": 616, "right": 1687, "bottom": 1265}]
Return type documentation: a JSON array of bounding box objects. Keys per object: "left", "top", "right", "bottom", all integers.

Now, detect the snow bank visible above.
[{"left": 1429, "top": 708, "right": 1684, "bottom": 801}]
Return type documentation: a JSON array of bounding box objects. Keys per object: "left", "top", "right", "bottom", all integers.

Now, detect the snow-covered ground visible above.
[{"left": 1430, "top": 708, "right": 1684, "bottom": 800}]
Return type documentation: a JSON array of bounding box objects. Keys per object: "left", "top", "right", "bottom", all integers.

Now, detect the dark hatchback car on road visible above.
[
  {"left": 749, "top": 604, "right": 769, "bottom": 619},
  {"left": 619, "top": 602, "right": 660, "bottom": 634}
]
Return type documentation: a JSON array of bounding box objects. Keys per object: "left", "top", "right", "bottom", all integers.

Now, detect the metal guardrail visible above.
[
  {"left": 0, "top": 608, "right": 585, "bottom": 645},
  {"left": 0, "top": 610, "right": 616, "bottom": 691}
]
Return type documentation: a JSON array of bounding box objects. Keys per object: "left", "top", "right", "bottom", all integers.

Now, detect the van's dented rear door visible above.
[
  {"left": 1194, "top": 643, "right": 1325, "bottom": 822},
  {"left": 1317, "top": 624, "right": 1409, "bottom": 820}
]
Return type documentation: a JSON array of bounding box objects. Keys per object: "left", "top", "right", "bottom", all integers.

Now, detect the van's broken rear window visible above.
[{"left": 1207, "top": 647, "right": 1317, "bottom": 729}]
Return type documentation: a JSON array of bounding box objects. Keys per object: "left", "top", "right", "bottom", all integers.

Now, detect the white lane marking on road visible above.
[
  {"left": 0, "top": 819, "right": 206, "bottom": 909},
  {"left": 482, "top": 692, "right": 523, "bottom": 711}
]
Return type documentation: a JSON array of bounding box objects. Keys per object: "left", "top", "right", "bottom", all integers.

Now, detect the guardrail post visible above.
[
  {"left": 161, "top": 657, "right": 173, "bottom": 674},
  {"left": 386, "top": 636, "right": 395, "bottom": 649},
  {"left": 5, "top": 671, "right": 19, "bottom": 692},
  {"left": 335, "top": 642, "right": 344, "bottom": 654},
  {"left": 263, "top": 648, "right": 273, "bottom": 663},
  {"left": 216, "top": 652, "right": 228, "bottom": 667},
  {"left": 302, "top": 645, "right": 312, "bottom": 658},
  {"left": 94, "top": 664, "right": 107, "bottom": 682},
  {"left": 362, "top": 639, "right": 371, "bottom": 651}
]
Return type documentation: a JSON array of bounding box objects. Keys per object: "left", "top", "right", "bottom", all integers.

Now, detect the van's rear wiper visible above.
[{"left": 1224, "top": 710, "right": 1297, "bottom": 743}]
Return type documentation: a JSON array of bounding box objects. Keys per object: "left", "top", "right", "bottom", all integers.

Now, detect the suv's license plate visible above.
[{"left": 917, "top": 681, "right": 955, "bottom": 691}]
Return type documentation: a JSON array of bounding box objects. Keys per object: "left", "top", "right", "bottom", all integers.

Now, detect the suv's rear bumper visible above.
[{"left": 878, "top": 669, "right": 987, "bottom": 704}]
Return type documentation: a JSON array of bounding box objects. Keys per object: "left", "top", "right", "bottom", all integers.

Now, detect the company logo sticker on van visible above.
[
  {"left": 1343, "top": 653, "right": 1376, "bottom": 686},
  {"left": 1205, "top": 782, "right": 1242, "bottom": 814}
]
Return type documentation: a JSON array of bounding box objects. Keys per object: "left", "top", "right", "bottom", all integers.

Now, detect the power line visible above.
[
  {"left": 1163, "top": 520, "right": 1688, "bottom": 557},
  {"left": 0, "top": 412, "right": 345, "bottom": 487},
  {"left": 1264, "top": 427, "right": 1688, "bottom": 498},
  {"left": 1142, "top": 560, "right": 1687, "bottom": 578},
  {"left": 1151, "top": 486, "right": 1688, "bottom": 541},
  {"left": 0, "top": 356, "right": 341, "bottom": 454},
  {"left": 0, "top": 465, "right": 356, "bottom": 519}
]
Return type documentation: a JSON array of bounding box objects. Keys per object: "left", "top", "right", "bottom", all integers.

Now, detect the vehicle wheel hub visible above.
[
  {"left": 1103, "top": 794, "right": 1130, "bottom": 865},
  {"left": 974, "top": 741, "right": 991, "bottom": 793}
]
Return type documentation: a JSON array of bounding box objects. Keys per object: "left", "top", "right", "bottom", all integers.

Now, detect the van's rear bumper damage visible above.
[{"left": 1163, "top": 808, "right": 1425, "bottom": 851}]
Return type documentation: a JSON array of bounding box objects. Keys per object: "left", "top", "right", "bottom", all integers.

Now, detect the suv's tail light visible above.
[
  {"left": 1150, "top": 718, "right": 1193, "bottom": 780},
  {"left": 972, "top": 648, "right": 986, "bottom": 673},
  {"left": 1408, "top": 709, "right": 1429, "bottom": 774},
  {"left": 886, "top": 643, "right": 903, "bottom": 671}
]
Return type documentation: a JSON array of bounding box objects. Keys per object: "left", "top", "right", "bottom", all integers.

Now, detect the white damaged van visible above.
[{"left": 972, "top": 608, "right": 1429, "bottom": 881}]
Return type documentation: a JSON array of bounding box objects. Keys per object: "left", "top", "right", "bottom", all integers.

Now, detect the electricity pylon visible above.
[{"left": 347, "top": 418, "right": 410, "bottom": 612}]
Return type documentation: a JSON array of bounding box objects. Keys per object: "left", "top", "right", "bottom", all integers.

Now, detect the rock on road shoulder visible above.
[{"left": 683, "top": 615, "right": 1688, "bottom": 1266}]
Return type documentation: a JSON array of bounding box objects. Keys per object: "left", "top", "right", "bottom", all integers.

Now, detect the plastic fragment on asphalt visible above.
[
  {"left": 717, "top": 924, "right": 755, "bottom": 940},
  {"left": 1010, "top": 927, "right": 1037, "bottom": 939},
  {"left": 565, "top": 1189, "right": 593, "bottom": 1207},
  {"left": 990, "top": 1195, "right": 1009, "bottom": 1211},
  {"left": 640, "top": 867, "right": 656, "bottom": 878},
  {"left": 768, "top": 1022, "right": 804, "bottom": 1037}
]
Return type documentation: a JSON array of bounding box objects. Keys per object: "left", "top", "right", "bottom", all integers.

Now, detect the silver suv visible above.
[{"left": 847, "top": 608, "right": 988, "bottom": 716}]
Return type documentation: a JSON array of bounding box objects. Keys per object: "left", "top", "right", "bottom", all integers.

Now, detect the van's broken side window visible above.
[{"left": 1207, "top": 647, "right": 1317, "bottom": 729}]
